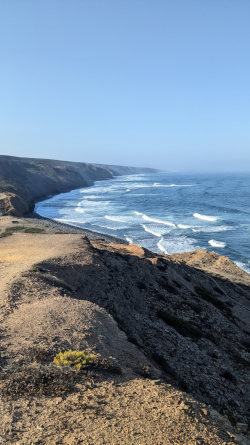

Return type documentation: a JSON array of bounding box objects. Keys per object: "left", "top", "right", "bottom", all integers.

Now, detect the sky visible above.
[{"left": 0, "top": 1, "right": 250, "bottom": 171}]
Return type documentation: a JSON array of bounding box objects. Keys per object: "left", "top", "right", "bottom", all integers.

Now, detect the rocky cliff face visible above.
[{"left": 0, "top": 155, "right": 156, "bottom": 216}]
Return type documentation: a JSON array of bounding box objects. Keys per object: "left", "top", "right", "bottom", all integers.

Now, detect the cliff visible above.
[
  {"left": 0, "top": 215, "right": 249, "bottom": 443},
  {"left": 0, "top": 155, "right": 156, "bottom": 216}
]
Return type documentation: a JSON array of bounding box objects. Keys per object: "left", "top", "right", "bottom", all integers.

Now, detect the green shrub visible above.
[
  {"left": 53, "top": 350, "right": 95, "bottom": 370},
  {"left": 0, "top": 231, "right": 13, "bottom": 238},
  {"left": 24, "top": 227, "right": 45, "bottom": 233},
  {"left": 5, "top": 226, "right": 26, "bottom": 232}
]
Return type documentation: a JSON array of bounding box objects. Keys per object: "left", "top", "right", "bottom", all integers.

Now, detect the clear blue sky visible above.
[{"left": 0, "top": 1, "right": 250, "bottom": 171}]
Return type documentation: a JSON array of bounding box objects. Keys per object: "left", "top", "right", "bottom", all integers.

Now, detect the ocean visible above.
[{"left": 35, "top": 172, "right": 250, "bottom": 273}]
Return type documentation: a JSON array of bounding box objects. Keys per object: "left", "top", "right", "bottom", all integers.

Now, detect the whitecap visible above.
[
  {"left": 156, "top": 236, "right": 197, "bottom": 255},
  {"left": 134, "top": 211, "right": 175, "bottom": 227},
  {"left": 75, "top": 207, "right": 85, "bottom": 213},
  {"left": 125, "top": 236, "right": 133, "bottom": 244},
  {"left": 55, "top": 218, "right": 83, "bottom": 224},
  {"left": 177, "top": 224, "right": 192, "bottom": 229},
  {"left": 157, "top": 238, "right": 168, "bottom": 254},
  {"left": 208, "top": 239, "right": 226, "bottom": 248},
  {"left": 141, "top": 224, "right": 162, "bottom": 237},
  {"left": 91, "top": 224, "right": 118, "bottom": 231},
  {"left": 152, "top": 183, "right": 193, "bottom": 188},
  {"left": 235, "top": 261, "right": 250, "bottom": 274},
  {"left": 193, "top": 213, "right": 218, "bottom": 222},
  {"left": 192, "top": 225, "right": 233, "bottom": 233},
  {"left": 105, "top": 215, "right": 126, "bottom": 222}
]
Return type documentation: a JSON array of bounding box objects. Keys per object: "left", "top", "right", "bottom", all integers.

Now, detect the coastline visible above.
[{"left": 26, "top": 210, "right": 129, "bottom": 244}]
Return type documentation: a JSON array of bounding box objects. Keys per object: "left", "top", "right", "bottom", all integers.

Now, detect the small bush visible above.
[
  {"left": 5, "top": 226, "right": 26, "bottom": 232},
  {"left": 53, "top": 350, "right": 95, "bottom": 370},
  {"left": 24, "top": 227, "right": 45, "bottom": 233},
  {"left": 0, "top": 231, "right": 12, "bottom": 238},
  {"left": 157, "top": 310, "right": 201, "bottom": 339}
]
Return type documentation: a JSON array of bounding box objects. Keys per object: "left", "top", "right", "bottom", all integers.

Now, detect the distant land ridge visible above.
[{"left": 0, "top": 155, "right": 157, "bottom": 216}]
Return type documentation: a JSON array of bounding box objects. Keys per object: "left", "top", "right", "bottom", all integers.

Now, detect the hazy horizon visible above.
[{"left": 1, "top": 1, "right": 250, "bottom": 172}]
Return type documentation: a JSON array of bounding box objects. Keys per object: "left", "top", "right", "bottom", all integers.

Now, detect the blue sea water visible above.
[{"left": 35, "top": 172, "right": 250, "bottom": 273}]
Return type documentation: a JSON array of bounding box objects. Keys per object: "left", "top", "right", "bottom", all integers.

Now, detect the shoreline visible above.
[{"left": 26, "top": 211, "right": 129, "bottom": 244}]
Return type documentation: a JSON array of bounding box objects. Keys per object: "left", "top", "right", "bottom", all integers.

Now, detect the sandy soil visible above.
[{"left": 0, "top": 216, "right": 249, "bottom": 444}]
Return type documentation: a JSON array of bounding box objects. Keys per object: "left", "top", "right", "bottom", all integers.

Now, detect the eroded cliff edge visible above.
[
  {"left": 0, "top": 216, "right": 249, "bottom": 443},
  {"left": 0, "top": 155, "right": 156, "bottom": 216}
]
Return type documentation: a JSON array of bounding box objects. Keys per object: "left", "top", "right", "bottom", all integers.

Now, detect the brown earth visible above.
[{"left": 0, "top": 216, "right": 249, "bottom": 444}]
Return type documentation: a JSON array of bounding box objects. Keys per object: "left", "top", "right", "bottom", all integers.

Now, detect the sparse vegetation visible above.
[
  {"left": 0, "top": 231, "right": 13, "bottom": 238},
  {"left": 5, "top": 225, "right": 26, "bottom": 232},
  {"left": 53, "top": 350, "right": 95, "bottom": 370},
  {"left": 24, "top": 227, "right": 45, "bottom": 233},
  {"left": 157, "top": 310, "right": 201, "bottom": 339}
]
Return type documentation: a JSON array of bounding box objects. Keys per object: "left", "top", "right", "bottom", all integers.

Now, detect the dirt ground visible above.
[{"left": 0, "top": 216, "right": 249, "bottom": 444}]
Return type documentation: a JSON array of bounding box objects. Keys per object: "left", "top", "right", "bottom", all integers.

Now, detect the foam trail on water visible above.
[
  {"left": 141, "top": 224, "right": 162, "bottom": 237},
  {"left": 153, "top": 183, "right": 193, "bottom": 187},
  {"left": 157, "top": 238, "right": 168, "bottom": 254},
  {"left": 55, "top": 218, "right": 83, "bottom": 224},
  {"left": 134, "top": 211, "right": 175, "bottom": 227},
  {"left": 125, "top": 236, "right": 133, "bottom": 244},
  {"left": 192, "top": 225, "right": 232, "bottom": 233},
  {"left": 92, "top": 224, "right": 118, "bottom": 231},
  {"left": 235, "top": 261, "right": 250, "bottom": 274},
  {"left": 75, "top": 207, "right": 85, "bottom": 213},
  {"left": 105, "top": 215, "right": 126, "bottom": 222},
  {"left": 193, "top": 213, "right": 218, "bottom": 222},
  {"left": 208, "top": 239, "right": 226, "bottom": 248}
]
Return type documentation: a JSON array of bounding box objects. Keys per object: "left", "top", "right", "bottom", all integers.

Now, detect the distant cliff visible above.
[{"left": 0, "top": 155, "right": 157, "bottom": 216}]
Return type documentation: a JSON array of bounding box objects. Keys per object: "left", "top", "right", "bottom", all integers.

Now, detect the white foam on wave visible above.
[
  {"left": 192, "top": 225, "right": 232, "bottom": 233},
  {"left": 235, "top": 261, "right": 250, "bottom": 274},
  {"left": 105, "top": 215, "right": 126, "bottom": 222},
  {"left": 157, "top": 238, "right": 168, "bottom": 254},
  {"left": 55, "top": 218, "right": 82, "bottom": 224},
  {"left": 134, "top": 211, "right": 175, "bottom": 227},
  {"left": 92, "top": 224, "right": 118, "bottom": 231},
  {"left": 208, "top": 239, "right": 226, "bottom": 248},
  {"left": 75, "top": 207, "right": 85, "bottom": 213},
  {"left": 141, "top": 224, "right": 162, "bottom": 237},
  {"left": 81, "top": 195, "right": 99, "bottom": 199},
  {"left": 153, "top": 183, "right": 193, "bottom": 188},
  {"left": 156, "top": 236, "right": 197, "bottom": 255},
  {"left": 177, "top": 224, "right": 192, "bottom": 229},
  {"left": 193, "top": 213, "right": 218, "bottom": 222},
  {"left": 124, "top": 236, "right": 133, "bottom": 244}
]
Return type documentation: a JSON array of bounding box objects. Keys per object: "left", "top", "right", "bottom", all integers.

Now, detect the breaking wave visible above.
[
  {"left": 193, "top": 213, "right": 218, "bottom": 222},
  {"left": 134, "top": 211, "right": 175, "bottom": 227},
  {"left": 208, "top": 239, "right": 226, "bottom": 248},
  {"left": 105, "top": 215, "right": 126, "bottom": 222}
]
